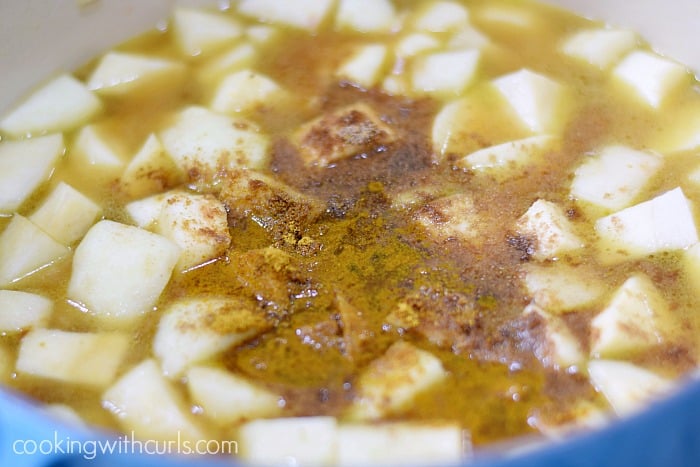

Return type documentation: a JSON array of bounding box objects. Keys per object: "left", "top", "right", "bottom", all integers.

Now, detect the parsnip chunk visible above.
[
  {"left": 29, "top": 182, "right": 101, "bottom": 245},
  {"left": 595, "top": 187, "right": 698, "bottom": 263},
  {"left": 210, "top": 69, "right": 286, "bottom": 114},
  {"left": 86, "top": 52, "right": 186, "bottom": 97},
  {"left": 0, "top": 290, "right": 53, "bottom": 332},
  {"left": 516, "top": 199, "right": 584, "bottom": 260},
  {"left": 0, "top": 215, "right": 69, "bottom": 287},
  {"left": 414, "top": 193, "right": 479, "bottom": 242},
  {"left": 457, "top": 134, "right": 554, "bottom": 173},
  {"left": 613, "top": 51, "right": 689, "bottom": 109},
  {"left": 238, "top": 0, "right": 335, "bottom": 31},
  {"left": 337, "top": 44, "right": 389, "bottom": 89},
  {"left": 570, "top": 145, "right": 663, "bottom": 212},
  {"left": 103, "top": 359, "right": 207, "bottom": 442},
  {"left": 187, "top": 366, "right": 281, "bottom": 425},
  {"left": 413, "top": 1, "right": 470, "bottom": 32},
  {"left": 238, "top": 417, "right": 338, "bottom": 466},
  {"left": 561, "top": 29, "right": 637, "bottom": 70},
  {"left": 172, "top": 7, "right": 242, "bottom": 57},
  {"left": 17, "top": 329, "right": 129, "bottom": 387},
  {"left": 522, "top": 263, "right": 605, "bottom": 313},
  {"left": 154, "top": 297, "right": 271, "bottom": 377},
  {"left": 120, "top": 134, "right": 182, "bottom": 199},
  {"left": 588, "top": 360, "right": 673, "bottom": 416},
  {"left": 524, "top": 304, "right": 585, "bottom": 370},
  {"left": 336, "top": 0, "right": 396, "bottom": 33},
  {"left": 67, "top": 220, "right": 181, "bottom": 327},
  {"left": 0, "top": 74, "right": 101, "bottom": 137},
  {"left": 411, "top": 49, "right": 480, "bottom": 96},
  {"left": 0, "top": 133, "right": 64, "bottom": 213},
  {"left": 349, "top": 341, "right": 447, "bottom": 420},
  {"left": 590, "top": 274, "right": 677, "bottom": 358}
]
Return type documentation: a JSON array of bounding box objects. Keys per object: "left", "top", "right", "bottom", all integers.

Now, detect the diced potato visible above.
[
  {"left": 349, "top": 341, "right": 447, "bottom": 420},
  {"left": 16, "top": 329, "right": 129, "bottom": 387},
  {"left": 44, "top": 404, "right": 86, "bottom": 428},
  {"left": 0, "top": 74, "right": 101, "bottom": 137},
  {"left": 588, "top": 360, "right": 673, "bottom": 416},
  {"left": 197, "top": 43, "right": 257, "bottom": 88},
  {"left": 457, "top": 134, "right": 555, "bottom": 173},
  {"left": 613, "top": 50, "right": 690, "bottom": 109},
  {"left": 210, "top": 69, "right": 286, "bottom": 114},
  {"left": 413, "top": 1, "right": 470, "bottom": 32},
  {"left": 238, "top": 0, "right": 335, "bottom": 31},
  {"left": 28, "top": 182, "right": 101, "bottom": 245},
  {"left": 595, "top": 187, "right": 698, "bottom": 264},
  {"left": 0, "top": 215, "right": 69, "bottom": 287},
  {"left": 171, "top": 7, "right": 243, "bottom": 57},
  {"left": 0, "top": 290, "right": 53, "bottom": 332},
  {"left": 103, "top": 359, "right": 207, "bottom": 442},
  {"left": 413, "top": 193, "right": 480, "bottom": 242},
  {"left": 153, "top": 191, "right": 231, "bottom": 271},
  {"left": 120, "top": 134, "right": 182, "bottom": 199},
  {"left": 124, "top": 191, "right": 170, "bottom": 228},
  {"left": 154, "top": 297, "right": 271, "bottom": 377},
  {"left": 336, "top": 0, "right": 396, "bottom": 33},
  {"left": 532, "top": 400, "right": 610, "bottom": 439},
  {"left": 186, "top": 366, "right": 281, "bottom": 425},
  {"left": 515, "top": 199, "right": 584, "bottom": 261},
  {"left": 86, "top": 52, "right": 186, "bottom": 97},
  {"left": 570, "top": 145, "right": 663, "bottom": 212},
  {"left": 395, "top": 33, "right": 441, "bottom": 58},
  {"left": 238, "top": 417, "right": 337, "bottom": 466},
  {"left": 447, "top": 26, "right": 490, "bottom": 49},
  {"left": 411, "top": 49, "right": 480, "bottom": 96},
  {"left": 590, "top": 274, "right": 677, "bottom": 358},
  {"left": 337, "top": 423, "right": 464, "bottom": 466},
  {"left": 159, "top": 106, "right": 269, "bottom": 181},
  {"left": 337, "top": 44, "right": 389, "bottom": 89},
  {"left": 524, "top": 304, "right": 586, "bottom": 370},
  {"left": 71, "top": 124, "right": 126, "bottom": 174},
  {"left": 522, "top": 263, "right": 605, "bottom": 313},
  {"left": 477, "top": 4, "right": 536, "bottom": 28},
  {"left": 67, "top": 220, "right": 181, "bottom": 327},
  {"left": 493, "top": 69, "right": 567, "bottom": 134},
  {"left": 561, "top": 29, "right": 638, "bottom": 70},
  {"left": 0, "top": 133, "right": 64, "bottom": 213},
  {"left": 246, "top": 25, "right": 278, "bottom": 44}
]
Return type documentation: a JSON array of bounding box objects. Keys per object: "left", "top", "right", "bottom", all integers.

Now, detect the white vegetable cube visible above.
[
  {"left": 154, "top": 191, "right": 231, "bottom": 271},
  {"left": 238, "top": 0, "right": 335, "bottom": 31},
  {"left": 493, "top": 69, "right": 566, "bottom": 134},
  {"left": 349, "top": 341, "right": 447, "bottom": 420},
  {"left": 561, "top": 29, "right": 637, "bottom": 70},
  {"left": 16, "top": 329, "right": 129, "bottom": 387},
  {"left": 524, "top": 304, "right": 585, "bottom": 370},
  {"left": 570, "top": 145, "right": 663, "bottom": 212},
  {"left": 103, "top": 359, "right": 207, "bottom": 442},
  {"left": 71, "top": 125, "right": 126, "bottom": 174},
  {"left": 246, "top": 26, "right": 278, "bottom": 45},
  {"left": 336, "top": 0, "right": 396, "bottom": 33},
  {"left": 238, "top": 417, "right": 337, "bottom": 466},
  {"left": 186, "top": 366, "right": 281, "bottom": 425},
  {"left": 67, "top": 220, "right": 181, "bottom": 327},
  {"left": 590, "top": 274, "right": 677, "bottom": 358},
  {"left": 477, "top": 5, "right": 536, "bottom": 28},
  {"left": 613, "top": 50, "right": 690, "bottom": 109},
  {"left": 0, "top": 290, "right": 53, "bottom": 332},
  {"left": 0, "top": 215, "right": 69, "bottom": 287},
  {"left": 448, "top": 26, "right": 490, "bottom": 49},
  {"left": 411, "top": 49, "right": 480, "bottom": 96},
  {"left": 337, "top": 423, "right": 464, "bottom": 466},
  {"left": 154, "top": 297, "right": 271, "bottom": 377},
  {"left": 337, "top": 44, "right": 389, "bottom": 89},
  {"left": 29, "top": 182, "right": 101, "bottom": 245},
  {"left": 458, "top": 135, "right": 555, "bottom": 172},
  {"left": 197, "top": 43, "right": 257, "bottom": 87},
  {"left": 86, "top": 52, "right": 186, "bottom": 97},
  {"left": 0, "top": 134, "right": 64, "bottom": 213},
  {"left": 120, "top": 134, "right": 182, "bottom": 199},
  {"left": 595, "top": 187, "right": 699, "bottom": 263},
  {"left": 395, "top": 33, "right": 441, "bottom": 58},
  {"left": 159, "top": 106, "right": 269, "bottom": 180},
  {"left": 414, "top": 193, "right": 480, "bottom": 242},
  {"left": 516, "top": 199, "right": 584, "bottom": 261},
  {"left": 210, "top": 69, "right": 286, "bottom": 114},
  {"left": 588, "top": 360, "right": 673, "bottom": 416},
  {"left": 0, "top": 74, "right": 101, "bottom": 137},
  {"left": 124, "top": 192, "right": 170, "bottom": 228},
  {"left": 522, "top": 264, "right": 605, "bottom": 313},
  {"left": 413, "top": 1, "right": 470, "bottom": 32},
  {"left": 171, "top": 7, "right": 242, "bottom": 57}
]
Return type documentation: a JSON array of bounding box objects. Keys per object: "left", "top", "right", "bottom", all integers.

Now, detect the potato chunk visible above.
[
  {"left": 238, "top": 0, "right": 335, "bottom": 31},
  {"left": 71, "top": 124, "right": 126, "bottom": 175},
  {"left": 28, "top": 182, "right": 101, "bottom": 245},
  {"left": 412, "top": 1, "right": 470, "bottom": 32},
  {"left": 0, "top": 74, "right": 101, "bottom": 137},
  {"left": 186, "top": 366, "right": 281, "bottom": 425},
  {"left": 413, "top": 193, "right": 480, "bottom": 243},
  {"left": 86, "top": 52, "right": 186, "bottom": 97},
  {"left": 595, "top": 187, "right": 698, "bottom": 264},
  {"left": 103, "top": 359, "right": 207, "bottom": 443},
  {"left": 613, "top": 50, "right": 689, "bottom": 109},
  {"left": 119, "top": 134, "right": 183, "bottom": 199},
  {"left": 590, "top": 274, "right": 677, "bottom": 358},
  {"left": 210, "top": 69, "right": 286, "bottom": 114},
  {"left": 524, "top": 304, "right": 586, "bottom": 371},
  {"left": 154, "top": 297, "right": 271, "bottom": 377},
  {"left": 411, "top": 49, "right": 480, "bottom": 96},
  {"left": 336, "top": 0, "right": 396, "bottom": 33},
  {"left": 515, "top": 199, "right": 584, "bottom": 261},
  {"left": 457, "top": 134, "right": 555, "bottom": 175},
  {"left": 171, "top": 7, "right": 242, "bottom": 57},
  {"left": 67, "top": 220, "right": 181, "bottom": 328},
  {"left": 337, "top": 44, "right": 389, "bottom": 89},
  {"left": 0, "top": 290, "right": 52, "bottom": 333},
  {"left": 561, "top": 29, "right": 637, "bottom": 70},
  {"left": 522, "top": 263, "right": 605, "bottom": 313},
  {"left": 349, "top": 341, "right": 447, "bottom": 420},
  {"left": 0, "top": 134, "right": 64, "bottom": 213},
  {"left": 0, "top": 215, "right": 69, "bottom": 287},
  {"left": 16, "top": 329, "right": 129, "bottom": 387}
]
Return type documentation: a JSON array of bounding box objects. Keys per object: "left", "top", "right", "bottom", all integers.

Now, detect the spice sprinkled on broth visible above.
[{"left": 1, "top": 0, "right": 700, "bottom": 464}]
